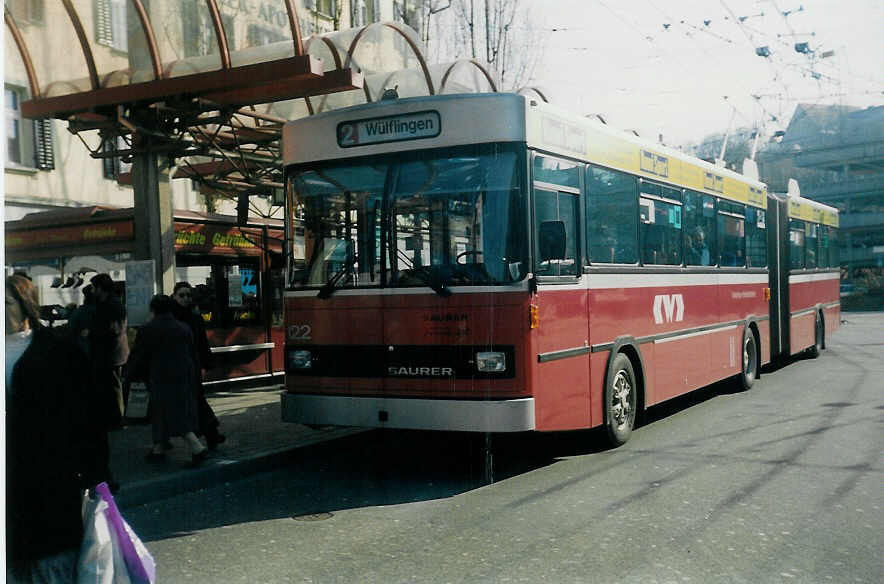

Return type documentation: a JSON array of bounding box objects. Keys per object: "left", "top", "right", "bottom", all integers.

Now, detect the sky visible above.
[{"left": 526, "top": 0, "right": 884, "bottom": 146}]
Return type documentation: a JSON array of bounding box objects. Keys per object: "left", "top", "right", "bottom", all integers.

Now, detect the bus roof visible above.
[
  {"left": 283, "top": 92, "right": 772, "bottom": 209},
  {"left": 772, "top": 193, "right": 839, "bottom": 227},
  {"left": 525, "top": 98, "right": 768, "bottom": 209}
]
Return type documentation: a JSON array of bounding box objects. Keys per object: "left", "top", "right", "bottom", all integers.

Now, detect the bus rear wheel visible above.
[
  {"left": 807, "top": 312, "right": 823, "bottom": 358},
  {"left": 740, "top": 329, "right": 758, "bottom": 390},
  {"left": 604, "top": 353, "right": 637, "bottom": 447}
]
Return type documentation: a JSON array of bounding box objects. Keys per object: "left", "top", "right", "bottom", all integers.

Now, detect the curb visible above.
[{"left": 115, "top": 427, "right": 368, "bottom": 509}]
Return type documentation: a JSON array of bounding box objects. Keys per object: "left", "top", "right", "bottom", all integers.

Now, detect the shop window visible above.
[{"left": 176, "top": 259, "right": 262, "bottom": 329}]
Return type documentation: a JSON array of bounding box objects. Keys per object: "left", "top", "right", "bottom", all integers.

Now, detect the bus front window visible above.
[{"left": 288, "top": 145, "right": 526, "bottom": 291}]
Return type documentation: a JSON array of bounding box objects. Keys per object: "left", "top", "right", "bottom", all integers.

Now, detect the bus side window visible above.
[
  {"left": 639, "top": 182, "right": 682, "bottom": 266},
  {"left": 745, "top": 206, "right": 767, "bottom": 268},
  {"left": 789, "top": 220, "right": 805, "bottom": 270},
  {"left": 683, "top": 190, "right": 716, "bottom": 266},
  {"left": 717, "top": 200, "right": 746, "bottom": 267},
  {"left": 818, "top": 224, "right": 829, "bottom": 269},
  {"left": 586, "top": 165, "right": 638, "bottom": 264},
  {"left": 534, "top": 188, "right": 580, "bottom": 276},
  {"left": 828, "top": 226, "right": 839, "bottom": 268},
  {"left": 805, "top": 223, "right": 818, "bottom": 269}
]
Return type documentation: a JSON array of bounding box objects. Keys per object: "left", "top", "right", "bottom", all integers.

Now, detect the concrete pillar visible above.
[{"left": 132, "top": 148, "right": 175, "bottom": 294}]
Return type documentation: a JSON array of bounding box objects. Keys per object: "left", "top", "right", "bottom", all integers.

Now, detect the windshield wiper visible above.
[
  {"left": 317, "top": 242, "right": 355, "bottom": 299},
  {"left": 409, "top": 266, "right": 452, "bottom": 297},
  {"left": 316, "top": 266, "right": 349, "bottom": 299}
]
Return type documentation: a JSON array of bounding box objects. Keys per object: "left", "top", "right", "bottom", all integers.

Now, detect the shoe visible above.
[
  {"left": 145, "top": 451, "right": 165, "bottom": 462},
  {"left": 163, "top": 440, "right": 174, "bottom": 451},
  {"left": 206, "top": 434, "right": 226, "bottom": 450},
  {"left": 190, "top": 449, "right": 209, "bottom": 467}
]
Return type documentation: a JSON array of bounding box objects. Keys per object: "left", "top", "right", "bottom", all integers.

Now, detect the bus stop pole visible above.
[{"left": 132, "top": 145, "right": 175, "bottom": 295}]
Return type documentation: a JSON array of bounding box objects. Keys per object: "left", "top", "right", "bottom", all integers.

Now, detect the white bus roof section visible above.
[
  {"left": 282, "top": 93, "right": 527, "bottom": 165},
  {"left": 776, "top": 193, "right": 840, "bottom": 227},
  {"left": 524, "top": 99, "right": 769, "bottom": 209}
]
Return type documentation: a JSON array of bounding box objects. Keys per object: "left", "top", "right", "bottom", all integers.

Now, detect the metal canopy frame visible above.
[
  {"left": 5, "top": 2, "right": 547, "bottom": 202},
  {"left": 5, "top": 1, "right": 357, "bottom": 199}
]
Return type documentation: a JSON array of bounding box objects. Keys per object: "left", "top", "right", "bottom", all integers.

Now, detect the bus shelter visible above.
[{"left": 6, "top": 206, "right": 287, "bottom": 384}]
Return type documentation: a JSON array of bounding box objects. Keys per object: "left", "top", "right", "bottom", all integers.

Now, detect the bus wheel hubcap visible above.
[
  {"left": 744, "top": 339, "right": 752, "bottom": 373},
  {"left": 612, "top": 371, "right": 632, "bottom": 428}
]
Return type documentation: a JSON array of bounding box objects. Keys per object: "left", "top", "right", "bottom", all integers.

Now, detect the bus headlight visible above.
[
  {"left": 288, "top": 349, "right": 313, "bottom": 370},
  {"left": 476, "top": 351, "right": 506, "bottom": 372}
]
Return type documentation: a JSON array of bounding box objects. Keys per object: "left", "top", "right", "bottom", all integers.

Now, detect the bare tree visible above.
[{"left": 412, "top": 0, "right": 545, "bottom": 91}]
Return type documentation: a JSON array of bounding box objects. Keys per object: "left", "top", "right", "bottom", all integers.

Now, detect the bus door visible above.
[
  {"left": 767, "top": 196, "right": 790, "bottom": 359},
  {"left": 532, "top": 178, "right": 589, "bottom": 430}
]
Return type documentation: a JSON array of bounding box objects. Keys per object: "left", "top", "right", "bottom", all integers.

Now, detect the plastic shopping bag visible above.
[
  {"left": 77, "top": 483, "right": 156, "bottom": 584},
  {"left": 96, "top": 482, "right": 156, "bottom": 584},
  {"left": 77, "top": 489, "right": 130, "bottom": 584}
]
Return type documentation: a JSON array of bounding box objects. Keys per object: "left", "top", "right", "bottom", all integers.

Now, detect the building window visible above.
[
  {"left": 33, "top": 119, "right": 54, "bottom": 170},
  {"left": 352, "top": 0, "right": 379, "bottom": 26},
  {"left": 95, "top": 0, "right": 128, "bottom": 52},
  {"left": 247, "top": 25, "right": 287, "bottom": 47},
  {"left": 6, "top": 87, "right": 26, "bottom": 166},
  {"left": 8, "top": 0, "right": 44, "bottom": 25},
  {"left": 101, "top": 136, "right": 131, "bottom": 180},
  {"left": 313, "top": 0, "right": 337, "bottom": 17},
  {"left": 183, "top": 2, "right": 235, "bottom": 58},
  {"left": 5, "top": 85, "right": 54, "bottom": 170}
]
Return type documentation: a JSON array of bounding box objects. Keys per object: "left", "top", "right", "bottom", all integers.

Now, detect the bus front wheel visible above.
[
  {"left": 740, "top": 328, "right": 759, "bottom": 391},
  {"left": 604, "top": 353, "right": 637, "bottom": 447}
]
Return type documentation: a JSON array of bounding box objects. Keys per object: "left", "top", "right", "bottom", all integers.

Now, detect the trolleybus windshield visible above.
[{"left": 288, "top": 144, "right": 528, "bottom": 293}]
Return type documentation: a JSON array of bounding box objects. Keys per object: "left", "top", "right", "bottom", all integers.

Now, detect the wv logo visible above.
[{"left": 653, "top": 294, "right": 684, "bottom": 324}]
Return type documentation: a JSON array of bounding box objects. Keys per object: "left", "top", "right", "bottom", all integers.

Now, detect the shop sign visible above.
[
  {"left": 5, "top": 220, "right": 134, "bottom": 250},
  {"left": 175, "top": 226, "right": 258, "bottom": 251}
]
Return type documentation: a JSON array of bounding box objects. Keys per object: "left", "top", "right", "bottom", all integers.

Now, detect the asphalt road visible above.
[{"left": 125, "top": 313, "right": 883, "bottom": 583}]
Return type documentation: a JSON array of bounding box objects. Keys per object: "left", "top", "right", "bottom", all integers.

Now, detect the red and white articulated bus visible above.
[{"left": 279, "top": 93, "right": 839, "bottom": 446}]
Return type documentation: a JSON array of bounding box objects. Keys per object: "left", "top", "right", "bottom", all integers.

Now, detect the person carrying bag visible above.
[{"left": 78, "top": 482, "right": 156, "bottom": 584}]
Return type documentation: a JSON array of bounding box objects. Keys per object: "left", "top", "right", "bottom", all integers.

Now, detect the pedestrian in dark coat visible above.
[
  {"left": 172, "top": 281, "right": 225, "bottom": 449},
  {"left": 128, "top": 294, "right": 209, "bottom": 465},
  {"left": 67, "top": 283, "right": 95, "bottom": 356},
  {"left": 90, "top": 273, "right": 129, "bottom": 427},
  {"left": 6, "top": 274, "right": 108, "bottom": 582}
]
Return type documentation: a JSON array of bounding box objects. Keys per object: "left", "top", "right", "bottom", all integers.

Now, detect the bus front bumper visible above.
[{"left": 281, "top": 393, "right": 536, "bottom": 433}]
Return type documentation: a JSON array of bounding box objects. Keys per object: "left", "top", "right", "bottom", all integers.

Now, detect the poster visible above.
[{"left": 125, "top": 260, "right": 155, "bottom": 326}]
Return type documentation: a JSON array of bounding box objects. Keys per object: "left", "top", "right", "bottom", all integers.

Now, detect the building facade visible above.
[{"left": 758, "top": 103, "right": 884, "bottom": 305}]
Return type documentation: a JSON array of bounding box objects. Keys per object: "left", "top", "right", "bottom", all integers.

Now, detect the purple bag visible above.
[{"left": 95, "top": 483, "right": 156, "bottom": 584}]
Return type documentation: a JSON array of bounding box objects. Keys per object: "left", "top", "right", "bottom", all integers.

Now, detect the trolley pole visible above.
[{"left": 132, "top": 144, "right": 176, "bottom": 295}]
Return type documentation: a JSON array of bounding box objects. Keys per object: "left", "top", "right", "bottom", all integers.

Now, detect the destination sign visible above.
[{"left": 337, "top": 111, "right": 441, "bottom": 148}]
